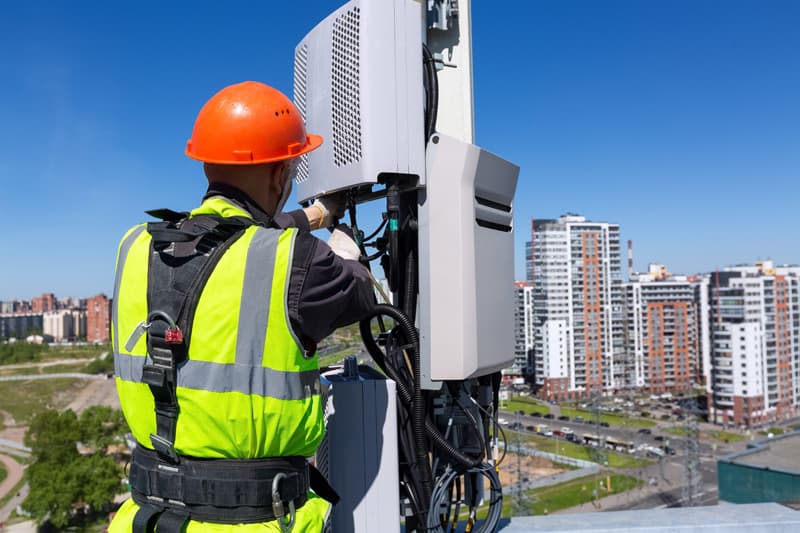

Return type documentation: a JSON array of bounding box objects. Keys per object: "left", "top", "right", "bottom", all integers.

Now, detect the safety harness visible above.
[{"left": 129, "top": 209, "right": 337, "bottom": 533}]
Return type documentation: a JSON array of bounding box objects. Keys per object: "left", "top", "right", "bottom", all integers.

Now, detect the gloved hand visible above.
[
  {"left": 327, "top": 225, "right": 361, "bottom": 261},
  {"left": 311, "top": 192, "right": 347, "bottom": 229}
]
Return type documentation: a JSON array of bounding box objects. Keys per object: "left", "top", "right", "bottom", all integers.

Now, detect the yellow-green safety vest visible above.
[{"left": 109, "top": 196, "right": 327, "bottom": 532}]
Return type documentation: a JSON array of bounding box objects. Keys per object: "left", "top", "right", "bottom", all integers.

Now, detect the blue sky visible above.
[{"left": 1, "top": 1, "right": 798, "bottom": 300}]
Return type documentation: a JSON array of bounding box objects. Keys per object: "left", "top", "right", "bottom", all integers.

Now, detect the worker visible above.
[{"left": 109, "top": 81, "right": 375, "bottom": 533}]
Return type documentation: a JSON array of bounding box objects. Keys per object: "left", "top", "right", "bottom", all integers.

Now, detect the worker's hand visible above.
[
  {"left": 327, "top": 225, "right": 361, "bottom": 261},
  {"left": 310, "top": 192, "right": 347, "bottom": 229}
]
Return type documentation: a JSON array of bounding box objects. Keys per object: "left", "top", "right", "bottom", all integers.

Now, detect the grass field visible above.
[
  {"left": 528, "top": 472, "right": 641, "bottom": 515},
  {"left": 558, "top": 406, "right": 656, "bottom": 428},
  {"left": 665, "top": 426, "right": 745, "bottom": 443},
  {"left": 663, "top": 426, "right": 689, "bottom": 437},
  {"left": 41, "top": 344, "right": 110, "bottom": 361},
  {"left": 519, "top": 433, "right": 653, "bottom": 468},
  {"left": 495, "top": 472, "right": 643, "bottom": 518},
  {"left": 709, "top": 430, "right": 745, "bottom": 442},
  {"left": 0, "top": 377, "right": 88, "bottom": 424},
  {"left": 500, "top": 396, "right": 552, "bottom": 416},
  {"left": 317, "top": 345, "right": 364, "bottom": 369}
]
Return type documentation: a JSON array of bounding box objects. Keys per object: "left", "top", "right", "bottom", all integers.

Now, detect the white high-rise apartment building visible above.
[
  {"left": 528, "top": 214, "right": 622, "bottom": 400},
  {"left": 43, "top": 309, "right": 75, "bottom": 341},
  {"left": 510, "top": 282, "right": 534, "bottom": 376},
  {"left": 623, "top": 264, "right": 700, "bottom": 394},
  {"left": 709, "top": 261, "right": 800, "bottom": 427}
]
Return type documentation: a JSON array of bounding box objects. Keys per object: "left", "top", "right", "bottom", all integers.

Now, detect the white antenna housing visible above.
[{"left": 293, "top": 0, "right": 426, "bottom": 202}]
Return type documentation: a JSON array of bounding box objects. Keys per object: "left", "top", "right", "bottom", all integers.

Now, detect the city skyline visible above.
[
  {"left": 2, "top": 1, "right": 800, "bottom": 299},
  {"left": 1, "top": 234, "right": 798, "bottom": 301}
]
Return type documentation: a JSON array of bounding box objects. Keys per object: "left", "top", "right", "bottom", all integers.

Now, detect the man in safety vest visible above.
[{"left": 109, "top": 81, "right": 375, "bottom": 532}]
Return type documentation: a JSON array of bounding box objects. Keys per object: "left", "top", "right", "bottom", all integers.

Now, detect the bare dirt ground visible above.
[
  {"left": 64, "top": 377, "right": 120, "bottom": 413},
  {"left": 0, "top": 410, "right": 24, "bottom": 449},
  {"left": 498, "top": 453, "right": 567, "bottom": 486}
]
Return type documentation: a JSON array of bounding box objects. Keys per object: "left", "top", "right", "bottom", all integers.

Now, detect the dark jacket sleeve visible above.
[
  {"left": 273, "top": 209, "right": 310, "bottom": 231},
  {"left": 287, "top": 230, "right": 375, "bottom": 346}
]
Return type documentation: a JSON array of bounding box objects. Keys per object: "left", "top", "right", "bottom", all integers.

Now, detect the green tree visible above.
[
  {"left": 24, "top": 409, "right": 81, "bottom": 462},
  {"left": 22, "top": 409, "right": 124, "bottom": 528},
  {"left": 79, "top": 405, "right": 127, "bottom": 451},
  {"left": 0, "top": 341, "right": 47, "bottom": 364}
]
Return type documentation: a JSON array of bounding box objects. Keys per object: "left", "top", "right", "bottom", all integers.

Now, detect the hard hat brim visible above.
[{"left": 186, "top": 133, "right": 324, "bottom": 165}]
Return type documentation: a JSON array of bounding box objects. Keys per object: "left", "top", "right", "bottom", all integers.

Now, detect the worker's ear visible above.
[{"left": 266, "top": 162, "right": 286, "bottom": 193}]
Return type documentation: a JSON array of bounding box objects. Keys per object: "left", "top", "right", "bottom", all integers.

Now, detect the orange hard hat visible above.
[{"left": 185, "top": 81, "right": 323, "bottom": 164}]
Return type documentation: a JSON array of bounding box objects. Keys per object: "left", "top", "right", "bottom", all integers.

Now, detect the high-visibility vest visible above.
[{"left": 112, "top": 196, "right": 324, "bottom": 460}]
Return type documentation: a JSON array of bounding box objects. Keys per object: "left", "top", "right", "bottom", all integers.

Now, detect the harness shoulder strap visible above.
[{"left": 142, "top": 212, "right": 255, "bottom": 462}]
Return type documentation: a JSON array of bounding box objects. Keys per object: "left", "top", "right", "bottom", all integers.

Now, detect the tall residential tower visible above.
[
  {"left": 528, "top": 214, "right": 623, "bottom": 400},
  {"left": 623, "top": 265, "right": 700, "bottom": 394},
  {"left": 709, "top": 261, "right": 800, "bottom": 426}
]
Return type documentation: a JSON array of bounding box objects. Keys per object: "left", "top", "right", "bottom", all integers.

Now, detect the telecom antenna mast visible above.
[{"left": 294, "top": 0, "right": 519, "bottom": 531}]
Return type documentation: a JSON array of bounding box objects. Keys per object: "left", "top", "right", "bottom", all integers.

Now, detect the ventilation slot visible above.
[
  {"left": 331, "top": 7, "right": 362, "bottom": 167},
  {"left": 293, "top": 43, "right": 310, "bottom": 185}
]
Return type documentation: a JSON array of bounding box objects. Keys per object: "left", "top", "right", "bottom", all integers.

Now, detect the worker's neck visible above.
[
  {"left": 203, "top": 163, "right": 277, "bottom": 215},
  {"left": 204, "top": 182, "right": 273, "bottom": 225}
]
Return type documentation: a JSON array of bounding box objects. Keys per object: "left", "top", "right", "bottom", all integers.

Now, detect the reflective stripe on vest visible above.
[{"left": 112, "top": 197, "right": 324, "bottom": 459}]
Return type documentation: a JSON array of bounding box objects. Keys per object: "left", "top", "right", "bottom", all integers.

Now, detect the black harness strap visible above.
[
  {"left": 154, "top": 510, "right": 190, "bottom": 533},
  {"left": 142, "top": 213, "right": 255, "bottom": 463},
  {"left": 130, "top": 446, "right": 311, "bottom": 524},
  {"left": 132, "top": 504, "right": 162, "bottom": 533},
  {"left": 309, "top": 463, "right": 340, "bottom": 505}
]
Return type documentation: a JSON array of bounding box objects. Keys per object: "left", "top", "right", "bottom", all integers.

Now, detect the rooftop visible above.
[
  {"left": 500, "top": 502, "right": 800, "bottom": 532},
  {"left": 721, "top": 432, "right": 800, "bottom": 474}
]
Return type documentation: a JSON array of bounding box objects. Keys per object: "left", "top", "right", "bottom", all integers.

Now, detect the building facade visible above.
[
  {"left": 31, "top": 293, "right": 56, "bottom": 314},
  {"left": 86, "top": 293, "right": 110, "bottom": 343},
  {"left": 0, "top": 313, "right": 43, "bottom": 340},
  {"left": 709, "top": 262, "right": 800, "bottom": 427},
  {"left": 528, "top": 214, "right": 623, "bottom": 400},
  {"left": 623, "top": 264, "right": 700, "bottom": 394},
  {"left": 43, "top": 310, "right": 76, "bottom": 341},
  {"left": 510, "top": 282, "right": 535, "bottom": 377}
]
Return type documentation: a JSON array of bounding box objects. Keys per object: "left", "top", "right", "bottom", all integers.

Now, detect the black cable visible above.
[
  {"left": 364, "top": 217, "right": 388, "bottom": 242},
  {"left": 422, "top": 44, "right": 439, "bottom": 141},
  {"left": 472, "top": 400, "right": 508, "bottom": 468},
  {"left": 403, "top": 249, "right": 418, "bottom": 321},
  {"left": 347, "top": 197, "right": 367, "bottom": 257},
  {"left": 364, "top": 246, "right": 388, "bottom": 263},
  {"left": 360, "top": 310, "right": 483, "bottom": 469}
]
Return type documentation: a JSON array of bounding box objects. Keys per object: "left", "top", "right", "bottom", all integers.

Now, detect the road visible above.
[
  {"left": 500, "top": 406, "right": 751, "bottom": 513},
  {"left": 0, "top": 357, "right": 96, "bottom": 370},
  {"left": 0, "top": 450, "right": 28, "bottom": 523}
]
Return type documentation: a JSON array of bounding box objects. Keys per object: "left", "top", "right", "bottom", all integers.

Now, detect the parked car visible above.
[
  {"left": 544, "top": 413, "right": 555, "bottom": 419},
  {"left": 637, "top": 428, "right": 652, "bottom": 435},
  {"left": 558, "top": 415, "right": 570, "bottom": 421},
  {"left": 530, "top": 411, "right": 542, "bottom": 417},
  {"left": 599, "top": 421, "right": 610, "bottom": 428},
  {"left": 653, "top": 435, "right": 665, "bottom": 442},
  {"left": 663, "top": 445, "right": 676, "bottom": 455},
  {"left": 566, "top": 433, "right": 580, "bottom": 443},
  {"left": 574, "top": 416, "right": 585, "bottom": 423},
  {"left": 525, "top": 425, "right": 535, "bottom": 432}
]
